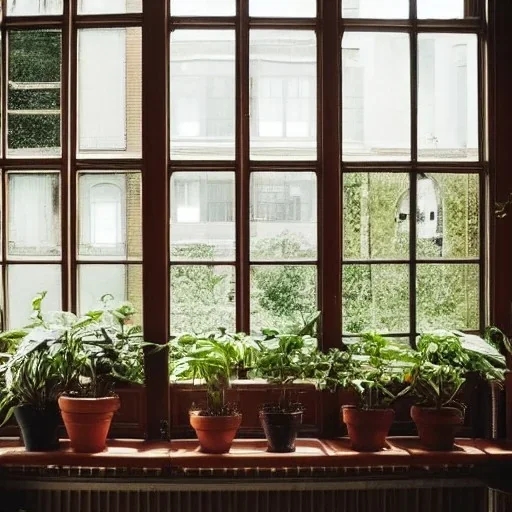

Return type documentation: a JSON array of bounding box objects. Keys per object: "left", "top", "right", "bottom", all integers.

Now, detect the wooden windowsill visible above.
[{"left": 0, "top": 437, "right": 511, "bottom": 470}]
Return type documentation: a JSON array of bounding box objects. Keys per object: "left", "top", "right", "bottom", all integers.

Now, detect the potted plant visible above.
[
  {"left": 57, "top": 296, "right": 146, "bottom": 453},
  {"left": 255, "top": 333, "right": 316, "bottom": 453},
  {"left": 408, "top": 331, "right": 505, "bottom": 450},
  {"left": 0, "top": 336, "right": 62, "bottom": 451},
  {"left": 172, "top": 334, "right": 241, "bottom": 454},
  {"left": 338, "top": 334, "right": 413, "bottom": 452},
  {"left": 0, "top": 292, "right": 146, "bottom": 453}
]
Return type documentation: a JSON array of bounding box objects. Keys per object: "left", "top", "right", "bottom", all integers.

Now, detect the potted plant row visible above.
[{"left": 0, "top": 293, "right": 147, "bottom": 453}]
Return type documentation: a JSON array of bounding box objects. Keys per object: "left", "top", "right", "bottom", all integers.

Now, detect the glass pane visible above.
[
  {"left": 416, "top": 174, "right": 479, "bottom": 259},
  {"left": 342, "top": 0, "right": 408, "bottom": 19},
  {"left": 170, "top": 172, "right": 235, "bottom": 261},
  {"left": 342, "top": 32, "right": 410, "bottom": 161},
  {"left": 78, "top": 264, "right": 143, "bottom": 325},
  {"left": 170, "top": 31, "right": 235, "bottom": 160},
  {"left": 79, "top": 0, "right": 142, "bottom": 14},
  {"left": 171, "top": 0, "right": 235, "bottom": 16},
  {"left": 342, "top": 264, "right": 409, "bottom": 334},
  {"left": 417, "top": 264, "right": 479, "bottom": 331},
  {"left": 250, "top": 172, "right": 317, "bottom": 261},
  {"left": 8, "top": 265, "right": 61, "bottom": 328},
  {"left": 7, "top": 0, "right": 62, "bottom": 15},
  {"left": 8, "top": 30, "right": 61, "bottom": 157},
  {"left": 251, "top": 265, "right": 317, "bottom": 333},
  {"left": 250, "top": 30, "right": 317, "bottom": 161},
  {"left": 418, "top": 34, "right": 478, "bottom": 161},
  {"left": 344, "top": 173, "right": 409, "bottom": 260},
  {"left": 8, "top": 173, "right": 61, "bottom": 259},
  {"left": 250, "top": 0, "right": 315, "bottom": 17},
  {"left": 78, "top": 28, "right": 141, "bottom": 158},
  {"left": 418, "top": 0, "right": 465, "bottom": 19},
  {"left": 78, "top": 173, "right": 142, "bottom": 261},
  {"left": 170, "top": 265, "right": 235, "bottom": 334}
]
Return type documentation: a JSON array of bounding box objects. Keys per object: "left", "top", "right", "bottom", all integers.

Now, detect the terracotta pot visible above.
[
  {"left": 58, "top": 395, "right": 120, "bottom": 453},
  {"left": 410, "top": 405, "right": 464, "bottom": 451},
  {"left": 189, "top": 412, "right": 242, "bottom": 454},
  {"left": 259, "top": 410, "right": 303, "bottom": 453},
  {"left": 342, "top": 406, "right": 395, "bottom": 452}
]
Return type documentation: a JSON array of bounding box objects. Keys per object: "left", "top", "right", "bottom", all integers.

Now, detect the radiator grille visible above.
[{"left": 1, "top": 480, "right": 490, "bottom": 512}]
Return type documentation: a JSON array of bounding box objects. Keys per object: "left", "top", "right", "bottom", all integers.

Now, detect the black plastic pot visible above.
[
  {"left": 14, "top": 404, "right": 61, "bottom": 452},
  {"left": 259, "top": 410, "right": 303, "bottom": 453}
]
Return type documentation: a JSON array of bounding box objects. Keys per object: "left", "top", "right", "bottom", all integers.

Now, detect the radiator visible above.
[{"left": 0, "top": 478, "right": 492, "bottom": 512}]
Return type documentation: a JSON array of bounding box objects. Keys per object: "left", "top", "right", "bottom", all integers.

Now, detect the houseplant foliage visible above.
[
  {"left": 171, "top": 333, "right": 242, "bottom": 454},
  {"left": 408, "top": 330, "right": 505, "bottom": 450},
  {"left": 321, "top": 333, "right": 414, "bottom": 452},
  {"left": 255, "top": 333, "right": 317, "bottom": 453},
  {"left": 0, "top": 292, "right": 146, "bottom": 453}
]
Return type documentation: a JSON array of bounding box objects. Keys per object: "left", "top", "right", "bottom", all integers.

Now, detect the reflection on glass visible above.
[
  {"left": 171, "top": 265, "right": 235, "bottom": 334},
  {"left": 250, "top": 0, "right": 315, "bottom": 17},
  {"left": 342, "top": 32, "right": 410, "bottom": 161},
  {"left": 418, "top": 34, "right": 478, "bottom": 161},
  {"left": 7, "top": 0, "right": 62, "bottom": 15},
  {"left": 342, "top": 0, "right": 408, "bottom": 19},
  {"left": 250, "top": 172, "right": 317, "bottom": 261},
  {"left": 414, "top": 174, "right": 479, "bottom": 259},
  {"left": 78, "top": 173, "right": 142, "bottom": 260},
  {"left": 79, "top": 0, "right": 142, "bottom": 14},
  {"left": 418, "top": 0, "right": 465, "bottom": 19},
  {"left": 78, "top": 28, "right": 141, "bottom": 158},
  {"left": 417, "top": 264, "right": 479, "bottom": 331},
  {"left": 250, "top": 31, "right": 317, "bottom": 161},
  {"left": 79, "top": 264, "right": 143, "bottom": 325},
  {"left": 8, "top": 265, "right": 61, "bottom": 328},
  {"left": 170, "top": 172, "right": 235, "bottom": 261},
  {"left": 342, "top": 264, "right": 409, "bottom": 334},
  {"left": 8, "top": 30, "right": 61, "bottom": 157},
  {"left": 171, "top": 0, "right": 235, "bottom": 16},
  {"left": 8, "top": 174, "right": 61, "bottom": 259},
  {"left": 343, "top": 173, "right": 409, "bottom": 260},
  {"left": 170, "top": 31, "right": 235, "bottom": 160},
  {"left": 251, "top": 265, "right": 317, "bottom": 333}
]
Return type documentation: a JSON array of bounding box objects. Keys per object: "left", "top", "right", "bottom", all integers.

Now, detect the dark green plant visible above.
[
  {"left": 171, "top": 334, "right": 240, "bottom": 416},
  {"left": 255, "top": 333, "right": 317, "bottom": 412}
]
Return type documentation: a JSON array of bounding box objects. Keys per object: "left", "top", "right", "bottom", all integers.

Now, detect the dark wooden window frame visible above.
[{"left": 1, "top": 0, "right": 511, "bottom": 440}]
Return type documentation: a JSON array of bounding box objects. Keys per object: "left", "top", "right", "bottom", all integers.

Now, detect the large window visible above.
[{"left": 0, "top": 0, "right": 491, "bottom": 437}]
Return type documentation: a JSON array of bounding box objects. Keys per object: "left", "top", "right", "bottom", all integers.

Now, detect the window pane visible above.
[
  {"left": 8, "top": 265, "right": 61, "bottom": 328},
  {"left": 8, "top": 30, "right": 61, "bottom": 157},
  {"left": 342, "top": 32, "right": 410, "bottom": 161},
  {"left": 251, "top": 265, "right": 317, "bottom": 333},
  {"left": 78, "top": 173, "right": 142, "bottom": 261},
  {"left": 418, "top": 34, "right": 478, "bottom": 161},
  {"left": 170, "top": 265, "right": 235, "bottom": 334},
  {"left": 417, "top": 264, "right": 479, "bottom": 331},
  {"left": 170, "top": 172, "right": 235, "bottom": 261},
  {"left": 250, "top": 0, "right": 315, "bottom": 17},
  {"left": 416, "top": 174, "right": 479, "bottom": 259},
  {"left": 418, "top": 0, "right": 465, "bottom": 19},
  {"left": 7, "top": 0, "right": 62, "bottom": 15},
  {"left": 8, "top": 173, "right": 60, "bottom": 260},
  {"left": 250, "top": 31, "right": 317, "bottom": 161},
  {"left": 170, "top": 31, "right": 235, "bottom": 160},
  {"left": 78, "top": 28, "right": 141, "bottom": 158},
  {"left": 250, "top": 172, "right": 317, "bottom": 261},
  {"left": 342, "top": 264, "right": 409, "bottom": 334},
  {"left": 79, "top": 0, "right": 142, "bottom": 14},
  {"left": 342, "top": 0, "right": 408, "bottom": 19},
  {"left": 170, "top": 0, "right": 235, "bottom": 16},
  {"left": 78, "top": 264, "right": 143, "bottom": 325},
  {"left": 344, "top": 173, "right": 409, "bottom": 260}
]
